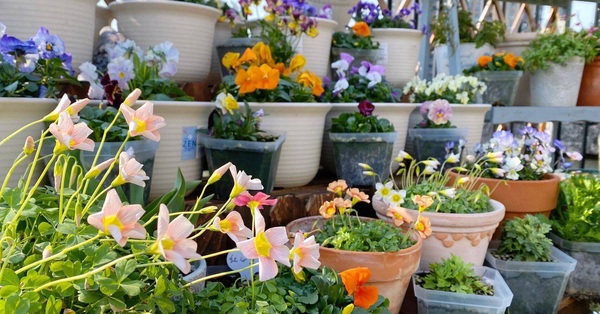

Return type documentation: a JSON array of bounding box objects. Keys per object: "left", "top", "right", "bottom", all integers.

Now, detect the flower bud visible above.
[
  {"left": 84, "top": 158, "right": 115, "bottom": 180},
  {"left": 122, "top": 88, "right": 142, "bottom": 106},
  {"left": 199, "top": 206, "right": 217, "bottom": 214},
  {"left": 207, "top": 162, "right": 232, "bottom": 185},
  {"left": 23, "top": 136, "right": 35, "bottom": 156},
  {"left": 358, "top": 163, "right": 373, "bottom": 171},
  {"left": 42, "top": 245, "right": 52, "bottom": 260}
]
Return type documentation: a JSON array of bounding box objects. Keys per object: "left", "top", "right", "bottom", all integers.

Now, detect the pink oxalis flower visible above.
[
  {"left": 111, "top": 151, "right": 149, "bottom": 187},
  {"left": 121, "top": 101, "right": 166, "bottom": 141},
  {"left": 213, "top": 211, "right": 252, "bottom": 242},
  {"left": 49, "top": 111, "right": 95, "bottom": 153},
  {"left": 233, "top": 192, "right": 277, "bottom": 210},
  {"left": 289, "top": 232, "right": 320, "bottom": 274}
]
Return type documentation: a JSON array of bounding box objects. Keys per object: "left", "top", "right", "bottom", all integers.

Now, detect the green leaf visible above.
[
  {"left": 155, "top": 296, "right": 176, "bottom": 313},
  {"left": 120, "top": 280, "right": 144, "bottom": 297},
  {"left": 96, "top": 277, "right": 119, "bottom": 295},
  {"left": 115, "top": 259, "right": 137, "bottom": 282},
  {"left": 45, "top": 296, "right": 61, "bottom": 314},
  {"left": 155, "top": 276, "right": 167, "bottom": 296},
  {"left": 0, "top": 286, "right": 19, "bottom": 298},
  {"left": 5, "top": 294, "right": 29, "bottom": 314},
  {"left": 0, "top": 269, "right": 19, "bottom": 287}
]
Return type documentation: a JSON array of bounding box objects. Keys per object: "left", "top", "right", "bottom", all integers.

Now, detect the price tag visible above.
[
  {"left": 181, "top": 126, "right": 199, "bottom": 161},
  {"left": 226, "top": 251, "right": 257, "bottom": 280}
]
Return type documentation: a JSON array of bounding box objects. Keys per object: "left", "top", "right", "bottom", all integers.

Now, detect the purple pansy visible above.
[
  {"left": 31, "top": 27, "right": 65, "bottom": 60},
  {"left": 358, "top": 100, "right": 375, "bottom": 117},
  {"left": 0, "top": 35, "right": 39, "bottom": 73}
]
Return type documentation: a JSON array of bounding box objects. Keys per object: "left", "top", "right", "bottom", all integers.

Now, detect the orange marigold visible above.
[
  {"left": 478, "top": 55, "right": 493, "bottom": 68},
  {"left": 352, "top": 21, "right": 371, "bottom": 37}
]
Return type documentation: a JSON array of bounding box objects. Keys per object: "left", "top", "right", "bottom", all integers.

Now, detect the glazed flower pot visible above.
[
  {"left": 286, "top": 216, "right": 423, "bottom": 314},
  {"left": 413, "top": 266, "right": 513, "bottom": 314},
  {"left": 433, "top": 43, "right": 494, "bottom": 75},
  {"left": 0, "top": 98, "right": 57, "bottom": 187},
  {"left": 577, "top": 56, "right": 600, "bottom": 107},
  {"left": 109, "top": 0, "right": 221, "bottom": 83},
  {"left": 329, "top": 132, "right": 396, "bottom": 187},
  {"left": 408, "top": 128, "right": 468, "bottom": 163},
  {"left": 549, "top": 233, "right": 600, "bottom": 299},
  {"left": 199, "top": 130, "right": 286, "bottom": 200},
  {"left": 299, "top": 18, "right": 338, "bottom": 78},
  {"left": 0, "top": 0, "right": 97, "bottom": 72},
  {"left": 485, "top": 245, "right": 577, "bottom": 313},
  {"left": 374, "top": 199, "right": 505, "bottom": 269},
  {"left": 321, "top": 103, "right": 417, "bottom": 173},
  {"left": 248, "top": 102, "right": 332, "bottom": 188},
  {"left": 371, "top": 28, "right": 424, "bottom": 87},
  {"left": 446, "top": 171, "right": 561, "bottom": 238},
  {"left": 473, "top": 71, "right": 523, "bottom": 107},
  {"left": 530, "top": 57, "right": 585, "bottom": 107}
]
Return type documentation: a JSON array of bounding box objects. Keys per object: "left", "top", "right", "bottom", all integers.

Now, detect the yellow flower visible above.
[
  {"left": 297, "top": 70, "right": 324, "bottom": 96},
  {"left": 307, "top": 26, "right": 319, "bottom": 38},
  {"left": 222, "top": 52, "right": 240, "bottom": 71},
  {"left": 249, "top": 64, "right": 280, "bottom": 90},
  {"left": 238, "top": 48, "right": 258, "bottom": 66},
  {"left": 288, "top": 54, "right": 306, "bottom": 74},
  {"left": 251, "top": 42, "right": 275, "bottom": 67}
]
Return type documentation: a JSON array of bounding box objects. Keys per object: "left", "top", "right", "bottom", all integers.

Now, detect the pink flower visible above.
[
  {"left": 427, "top": 99, "right": 453, "bottom": 125},
  {"left": 49, "top": 111, "right": 95, "bottom": 154},
  {"left": 87, "top": 189, "right": 146, "bottom": 247},
  {"left": 84, "top": 158, "right": 115, "bottom": 180},
  {"left": 207, "top": 162, "right": 232, "bottom": 185},
  {"left": 326, "top": 179, "right": 347, "bottom": 196},
  {"left": 111, "top": 151, "right": 149, "bottom": 187},
  {"left": 43, "top": 94, "right": 89, "bottom": 122},
  {"left": 289, "top": 232, "right": 320, "bottom": 274},
  {"left": 233, "top": 192, "right": 277, "bottom": 210},
  {"left": 120, "top": 101, "right": 166, "bottom": 141},
  {"left": 236, "top": 209, "right": 290, "bottom": 281},
  {"left": 386, "top": 206, "right": 412, "bottom": 227},
  {"left": 229, "top": 164, "right": 263, "bottom": 198},
  {"left": 213, "top": 211, "right": 252, "bottom": 242},
  {"left": 154, "top": 205, "right": 202, "bottom": 274}
]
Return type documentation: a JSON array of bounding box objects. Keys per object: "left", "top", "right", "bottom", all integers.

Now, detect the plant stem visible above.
[
  {"left": 182, "top": 263, "right": 258, "bottom": 289},
  {"left": 0, "top": 119, "right": 43, "bottom": 147}
]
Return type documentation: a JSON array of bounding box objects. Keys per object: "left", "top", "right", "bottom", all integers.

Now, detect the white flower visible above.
[
  {"left": 502, "top": 156, "right": 524, "bottom": 180},
  {"left": 107, "top": 57, "right": 135, "bottom": 90},
  {"left": 108, "top": 39, "right": 143, "bottom": 60},
  {"left": 457, "top": 91, "right": 469, "bottom": 104},
  {"left": 366, "top": 71, "right": 382, "bottom": 88},
  {"left": 566, "top": 151, "right": 583, "bottom": 161},
  {"left": 374, "top": 181, "right": 394, "bottom": 202},
  {"left": 332, "top": 78, "right": 349, "bottom": 94},
  {"left": 0, "top": 22, "right": 5, "bottom": 37},
  {"left": 77, "top": 62, "right": 98, "bottom": 82},
  {"left": 331, "top": 60, "right": 349, "bottom": 78},
  {"left": 387, "top": 189, "right": 407, "bottom": 207}
]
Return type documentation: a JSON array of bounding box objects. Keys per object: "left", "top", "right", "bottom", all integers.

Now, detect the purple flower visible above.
[
  {"left": 0, "top": 35, "right": 39, "bottom": 73},
  {"left": 554, "top": 139, "right": 566, "bottom": 152},
  {"left": 60, "top": 53, "right": 74, "bottom": 75},
  {"left": 101, "top": 73, "right": 123, "bottom": 108},
  {"left": 358, "top": 100, "right": 375, "bottom": 117},
  {"left": 400, "top": 8, "right": 411, "bottom": 16},
  {"left": 427, "top": 99, "right": 453, "bottom": 125},
  {"left": 411, "top": 2, "right": 422, "bottom": 14},
  {"left": 340, "top": 52, "right": 354, "bottom": 65},
  {"left": 31, "top": 27, "right": 65, "bottom": 60},
  {"left": 107, "top": 56, "right": 135, "bottom": 90},
  {"left": 419, "top": 101, "right": 432, "bottom": 118},
  {"left": 445, "top": 141, "right": 455, "bottom": 153}
]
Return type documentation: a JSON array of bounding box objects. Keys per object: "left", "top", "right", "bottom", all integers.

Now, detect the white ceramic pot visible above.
[
  {"left": 130, "top": 101, "right": 213, "bottom": 199},
  {"left": 374, "top": 198, "right": 506, "bottom": 270},
  {"left": 321, "top": 103, "right": 417, "bottom": 172},
  {"left": 298, "top": 18, "right": 338, "bottom": 78},
  {"left": 208, "top": 21, "right": 234, "bottom": 83},
  {"left": 433, "top": 43, "right": 494, "bottom": 75},
  {"left": 405, "top": 104, "right": 491, "bottom": 155},
  {"left": 0, "top": 98, "right": 57, "bottom": 187},
  {"left": 109, "top": 0, "right": 221, "bottom": 83},
  {"left": 530, "top": 57, "right": 585, "bottom": 107},
  {"left": 0, "top": 0, "right": 97, "bottom": 72},
  {"left": 248, "top": 102, "right": 332, "bottom": 188},
  {"left": 371, "top": 28, "right": 423, "bottom": 88},
  {"left": 307, "top": 0, "right": 354, "bottom": 32}
]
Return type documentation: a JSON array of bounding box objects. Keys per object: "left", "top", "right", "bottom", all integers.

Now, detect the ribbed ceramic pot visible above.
[
  {"left": 0, "top": 0, "right": 97, "bottom": 72},
  {"left": 297, "top": 18, "right": 338, "bottom": 78},
  {"left": 109, "top": 0, "right": 221, "bottom": 83},
  {"left": 530, "top": 57, "right": 585, "bottom": 107},
  {"left": 0, "top": 98, "right": 57, "bottom": 187},
  {"left": 248, "top": 102, "right": 332, "bottom": 188},
  {"left": 371, "top": 28, "right": 423, "bottom": 87},
  {"left": 321, "top": 103, "right": 417, "bottom": 173}
]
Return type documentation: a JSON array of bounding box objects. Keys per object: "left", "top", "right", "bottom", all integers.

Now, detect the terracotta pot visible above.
[
  {"left": 446, "top": 171, "right": 561, "bottom": 238},
  {"left": 373, "top": 198, "right": 505, "bottom": 270},
  {"left": 286, "top": 216, "right": 422, "bottom": 314},
  {"left": 577, "top": 56, "right": 600, "bottom": 107}
]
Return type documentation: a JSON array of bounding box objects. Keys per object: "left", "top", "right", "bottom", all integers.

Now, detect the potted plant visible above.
[
  {"left": 523, "top": 29, "right": 595, "bottom": 107},
  {"left": 371, "top": 150, "right": 505, "bottom": 269},
  {"left": 77, "top": 38, "right": 212, "bottom": 199},
  {"left": 0, "top": 26, "right": 78, "bottom": 186},
  {"left": 219, "top": 37, "right": 331, "bottom": 188},
  {"left": 464, "top": 52, "right": 525, "bottom": 107},
  {"left": 413, "top": 254, "right": 513, "bottom": 313},
  {"left": 577, "top": 27, "right": 600, "bottom": 107},
  {"left": 348, "top": 1, "right": 424, "bottom": 87},
  {"left": 328, "top": 101, "right": 396, "bottom": 186},
  {"left": 447, "top": 126, "right": 582, "bottom": 237},
  {"left": 403, "top": 74, "right": 490, "bottom": 153},
  {"left": 286, "top": 180, "right": 425, "bottom": 313},
  {"left": 319, "top": 54, "right": 416, "bottom": 172},
  {"left": 331, "top": 21, "right": 381, "bottom": 70},
  {"left": 486, "top": 215, "right": 577, "bottom": 313},
  {"left": 549, "top": 172, "right": 600, "bottom": 300},
  {"left": 431, "top": 7, "right": 505, "bottom": 74},
  {"left": 200, "top": 95, "right": 285, "bottom": 200},
  {"left": 408, "top": 99, "right": 468, "bottom": 163}
]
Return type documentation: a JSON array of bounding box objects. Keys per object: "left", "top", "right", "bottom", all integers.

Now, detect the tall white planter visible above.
[
  {"left": 0, "top": 0, "right": 97, "bottom": 72},
  {"left": 371, "top": 28, "right": 423, "bottom": 87},
  {"left": 298, "top": 18, "right": 338, "bottom": 78},
  {"left": 248, "top": 103, "right": 332, "bottom": 188},
  {"left": 109, "top": 0, "right": 221, "bottom": 83},
  {"left": 433, "top": 43, "right": 494, "bottom": 76},
  {"left": 405, "top": 104, "right": 491, "bottom": 154},
  {"left": 530, "top": 57, "right": 585, "bottom": 107},
  {"left": 130, "top": 101, "right": 213, "bottom": 199},
  {"left": 0, "top": 98, "right": 57, "bottom": 187},
  {"left": 208, "top": 21, "right": 234, "bottom": 83},
  {"left": 321, "top": 103, "right": 417, "bottom": 172}
]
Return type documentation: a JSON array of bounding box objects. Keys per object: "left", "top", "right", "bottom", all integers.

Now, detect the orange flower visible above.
[
  {"left": 415, "top": 215, "right": 432, "bottom": 238},
  {"left": 503, "top": 53, "right": 517, "bottom": 69},
  {"left": 319, "top": 200, "right": 336, "bottom": 218},
  {"left": 352, "top": 21, "right": 371, "bottom": 37},
  {"left": 387, "top": 206, "right": 413, "bottom": 227},
  {"left": 339, "top": 267, "right": 379, "bottom": 309},
  {"left": 238, "top": 48, "right": 258, "bottom": 66},
  {"left": 478, "top": 55, "right": 492, "bottom": 68},
  {"left": 297, "top": 71, "right": 324, "bottom": 97},
  {"left": 235, "top": 68, "right": 256, "bottom": 94},
  {"left": 413, "top": 195, "right": 434, "bottom": 212},
  {"left": 333, "top": 197, "right": 352, "bottom": 215},
  {"left": 327, "top": 179, "right": 348, "bottom": 197},
  {"left": 222, "top": 52, "right": 241, "bottom": 72},
  {"left": 346, "top": 187, "right": 370, "bottom": 205},
  {"left": 251, "top": 42, "right": 275, "bottom": 67},
  {"left": 248, "top": 64, "right": 280, "bottom": 90},
  {"left": 288, "top": 54, "right": 306, "bottom": 74}
]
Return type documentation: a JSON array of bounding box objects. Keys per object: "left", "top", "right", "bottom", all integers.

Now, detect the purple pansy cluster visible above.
[
  {"left": 330, "top": 52, "right": 385, "bottom": 96},
  {"left": 349, "top": 0, "right": 421, "bottom": 29}
]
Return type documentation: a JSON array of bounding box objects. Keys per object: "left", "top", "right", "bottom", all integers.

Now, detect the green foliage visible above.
[
  {"left": 550, "top": 172, "right": 600, "bottom": 243},
  {"left": 522, "top": 30, "right": 595, "bottom": 71},
  {"left": 316, "top": 217, "right": 415, "bottom": 252},
  {"left": 330, "top": 112, "right": 394, "bottom": 133},
  {"left": 405, "top": 181, "right": 492, "bottom": 214},
  {"left": 195, "top": 267, "right": 391, "bottom": 313},
  {"left": 431, "top": 8, "right": 505, "bottom": 48},
  {"left": 128, "top": 53, "right": 193, "bottom": 102},
  {"left": 331, "top": 31, "right": 380, "bottom": 50},
  {"left": 417, "top": 254, "right": 495, "bottom": 295},
  {"left": 258, "top": 20, "right": 297, "bottom": 66},
  {"left": 78, "top": 106, "right": 132, "bottom": 142},
  {"left": 496, "top": 215, "right": 553, "bottom": 262},
  {"left": 209, "top": 101, "right": 278, "bottom": 141}
]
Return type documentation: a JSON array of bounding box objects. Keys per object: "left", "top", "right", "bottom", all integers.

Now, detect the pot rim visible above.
[
  {"left": 109, "top": 0, "right": 222, "bottom": 16},
  {"left": 448, "top": 170, "right": 562, "bottom": 186}
]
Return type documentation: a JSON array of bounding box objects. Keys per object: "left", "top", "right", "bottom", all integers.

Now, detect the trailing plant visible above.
[
  {"left": 330, "top": 101, "right": 394, "bottom": 133},
  {"left": 431, "top": 7, "right": 505, "bottom": 48},
  {"left": 550, "top": 172, "right": 600, "bottom": 242},
  {"left": 415, "top": 254, "right": 495, "bottom": 295},
  {"left": 495, "top": 215, "right": 553, "bottom": 262},
  {"left": 522, "top": 30, "right": 595, "bottom": 71}
]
